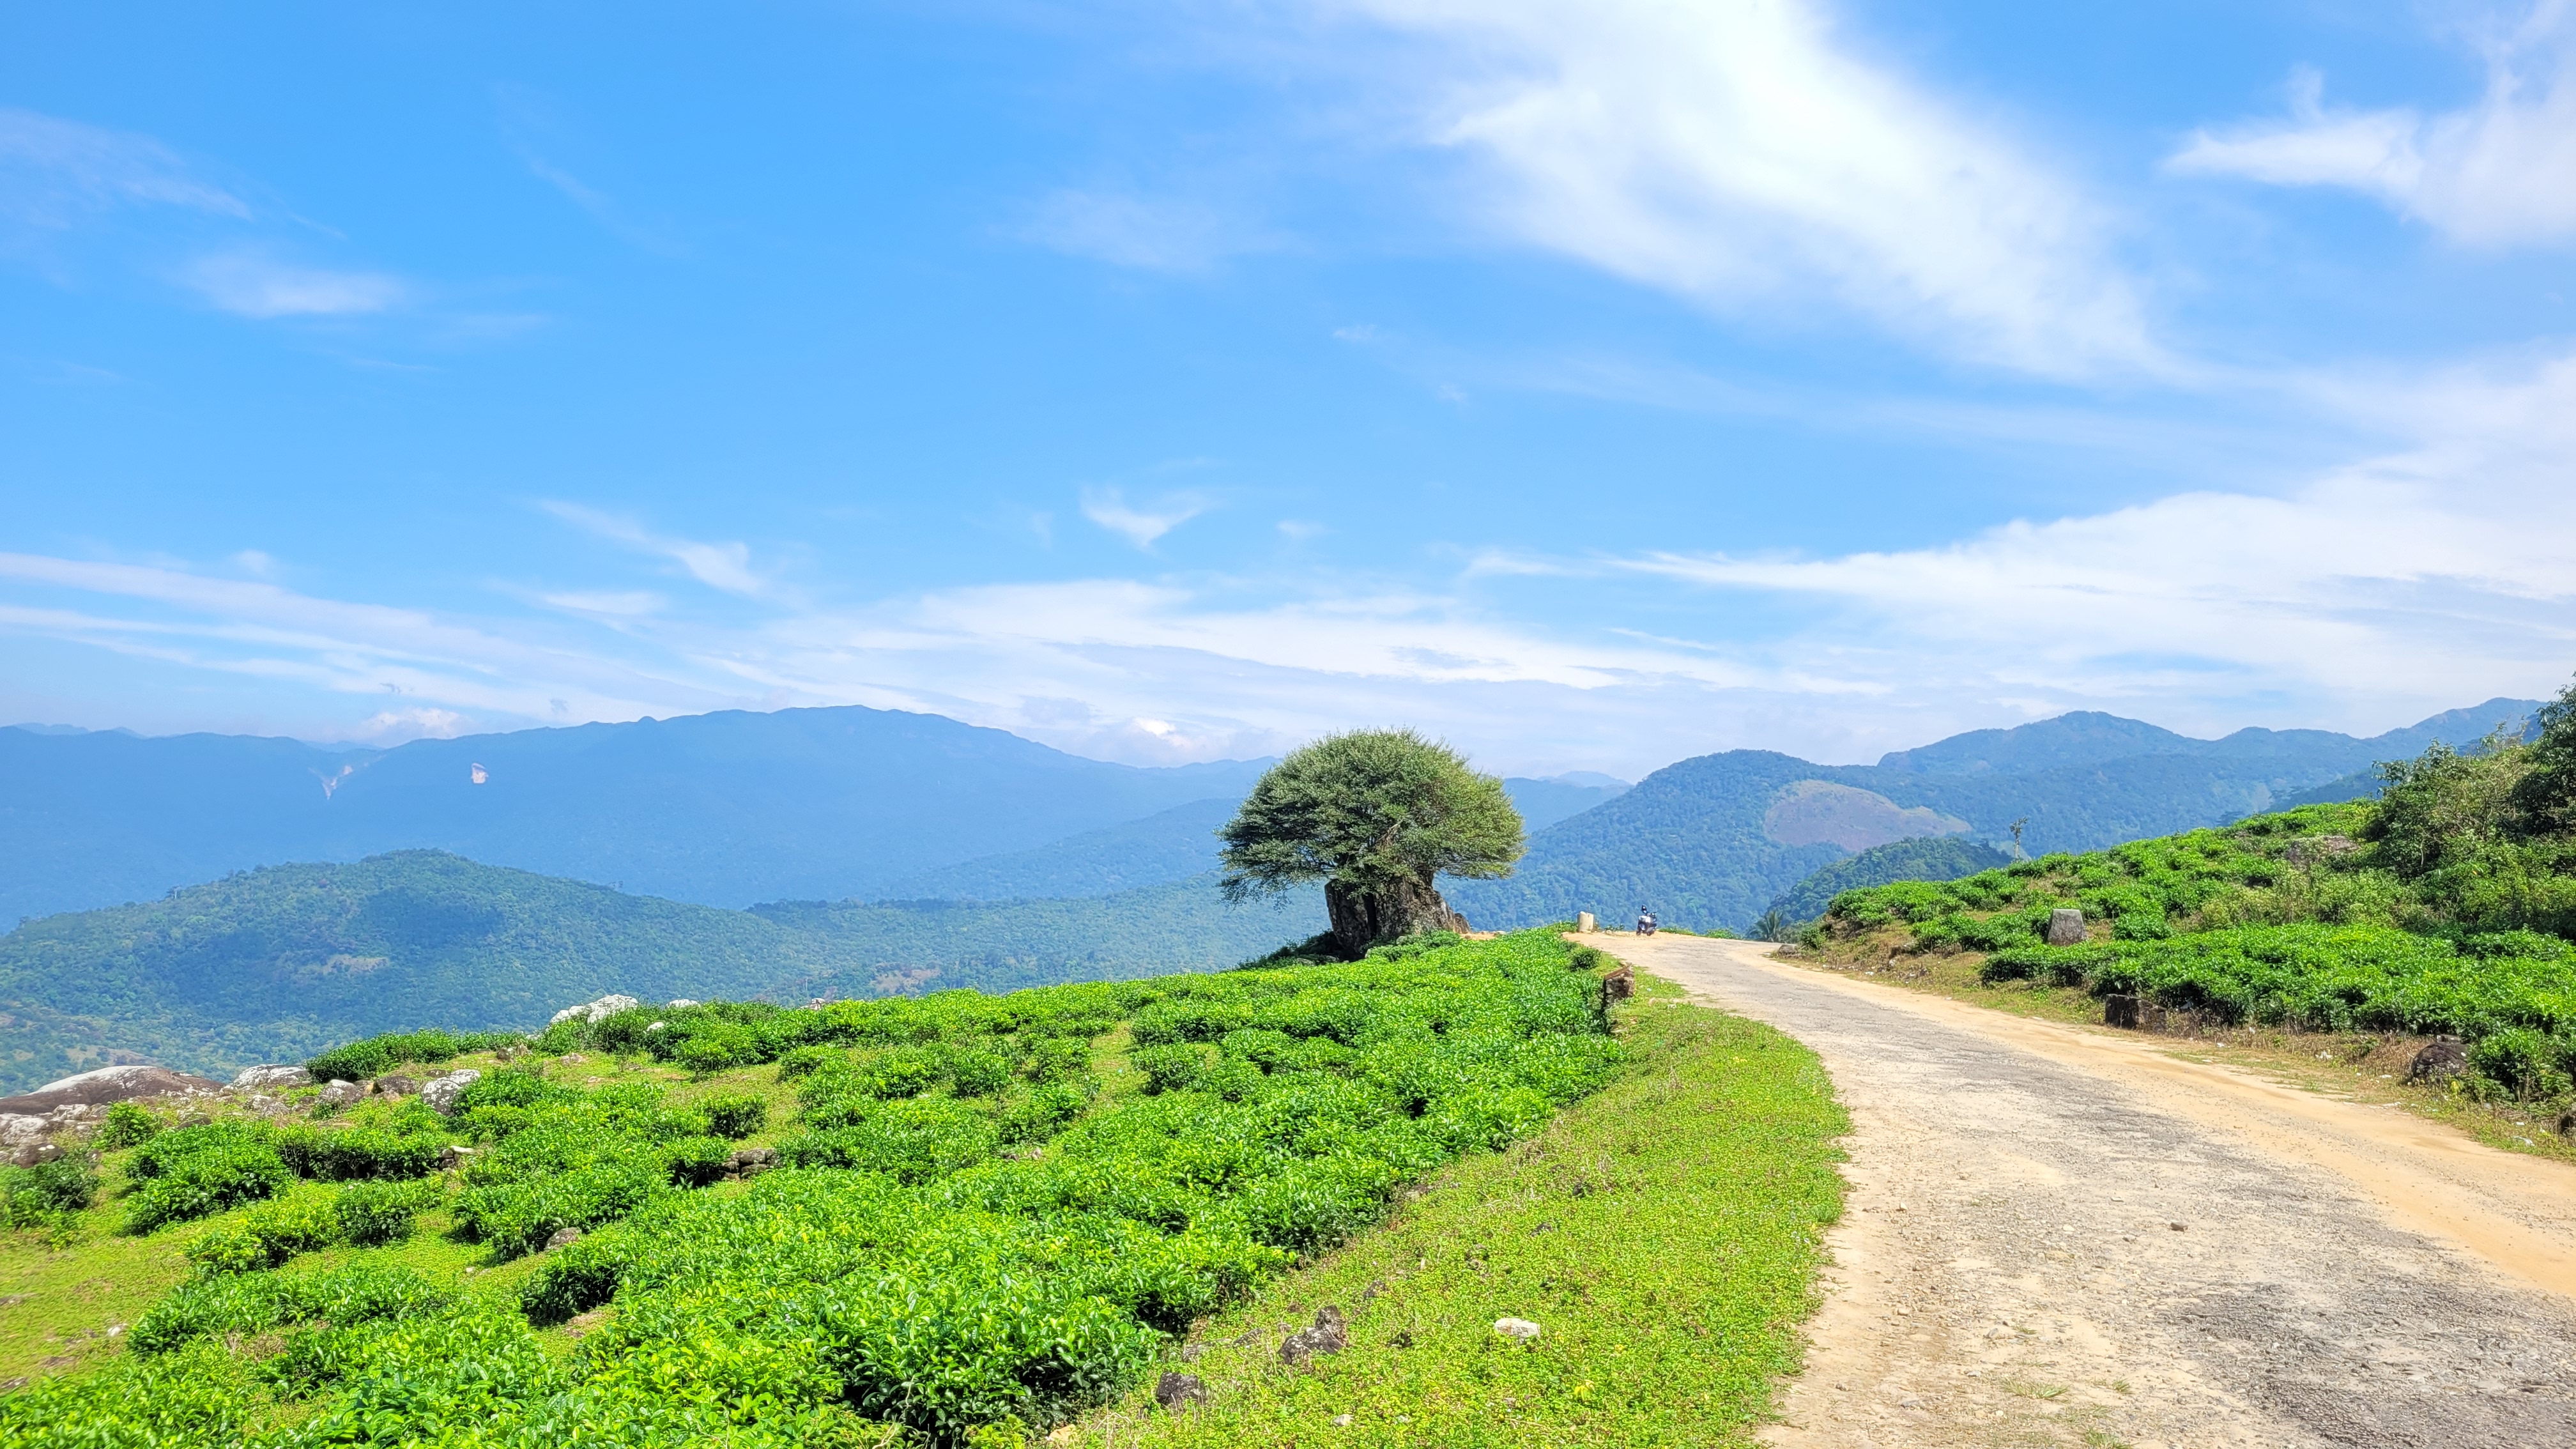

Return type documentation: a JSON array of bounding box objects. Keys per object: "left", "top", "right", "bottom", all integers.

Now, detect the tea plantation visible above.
[
  {"left": 1812, "top": 786, "right": 2576, "bottom": 1101},
  {"left": 0, "top": 930, "right": 1694, "bottom": 1447}
]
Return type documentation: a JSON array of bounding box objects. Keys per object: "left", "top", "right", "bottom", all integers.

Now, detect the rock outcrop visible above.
[
  {"left": 549, "top": 995, "right": 642, "bottom": 1027},
  {"left": 231, "top": 1064, "right": 313, "bottom": 1091},
  {"left": 0, "top": 1064, "right": 224, "bottom": 1117}
]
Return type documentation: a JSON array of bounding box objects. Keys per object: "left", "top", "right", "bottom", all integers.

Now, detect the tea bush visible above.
[
  {"left": 0, "top": 1154, "right": 98, "bottom": 1229},
  {"left": 305, "top": 1028, "right": 521, "bottom": 1083},
  {"left": 96, "top": 1100, "right": 162, "bottom": 1150},
  {"left": 12, "top": 930, "right": 1627, "bottom": 1448},
  {"left": 121, "top": 1122, "right": 296, "bottom": 1234}
]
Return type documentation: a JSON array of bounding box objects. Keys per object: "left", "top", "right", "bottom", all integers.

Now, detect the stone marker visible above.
[
  {"left": 1575, "top": 912, "right": 1596, "bottom": 933},
  {"left": 2045, "top": 908, "right": 2086, "bottom": 946},
  {"left": 1494, "top": 1317, "right": 1542, "bottom": 1340},
  {"left": 1153, "top": 1372, "right": 1208, "bottom": 1409}
]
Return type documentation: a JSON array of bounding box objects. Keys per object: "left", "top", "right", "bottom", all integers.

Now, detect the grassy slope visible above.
[{"left": 1071, "top": 979, "right": 1848, "bottom": 1449}]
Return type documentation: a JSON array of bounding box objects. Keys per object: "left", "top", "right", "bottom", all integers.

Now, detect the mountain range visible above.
[{"left": 0, "top": 696, "right": 2537, "bottom": 1088}]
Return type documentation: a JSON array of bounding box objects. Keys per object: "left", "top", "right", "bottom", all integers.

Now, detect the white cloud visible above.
[
  {"left": 1316, "top": 0, "right": 2163, "bottom": 377},
  {"left": 354, "top": 706, "right": 471, "bottom": 741},
  {"left": 1019, "top": 188, "right": 1276, "bottom": 272},
  {"left": 1618, "top": 349, "right": 2576, "bottom": 728},
  {"left": 2169, "top": 8, "right": 2576, "bottom": 246},
  {"left": 180, "top": 250, "right": 407, "bottom": 318},
  {"left": 0, "top": 107, "right": 248, "bottom": 226},
  {"left": 1080, "top": 487, "right": 1210, "bottom": 549},
  {"left": 541, "top": 503, "right": 773, "bottom": 597}
]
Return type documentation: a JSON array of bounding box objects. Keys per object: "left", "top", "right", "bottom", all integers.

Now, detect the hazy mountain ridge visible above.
[{"left": 0, "top": 707, "right": 1270, "bottom": 923}]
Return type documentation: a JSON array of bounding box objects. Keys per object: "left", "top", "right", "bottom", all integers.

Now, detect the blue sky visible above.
[{"left": 3, "top": 1, "right": 2572, "bottom": 776}]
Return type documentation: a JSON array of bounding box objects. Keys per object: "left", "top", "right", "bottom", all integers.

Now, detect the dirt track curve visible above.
[{"left": 1605, "top": 933, "right": 2576, "bottom": 1449}]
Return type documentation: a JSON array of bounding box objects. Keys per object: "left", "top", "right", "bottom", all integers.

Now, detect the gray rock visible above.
[
  {"left": 2044, "top": 908, "right": 2086, "bottom": 946},
  {"left": 317, "top": 1079, "right": 365, "bottom": 1107},
  {"left": 0, "top": 1064, "right": 225, "bottom": 1116},
  {"left": 1279, "top": 1306, "right": 1349, "bottom": 1364},
  {"left": 0, "top": 1114, "right": 45, "bottom": 1143},
  {"left": 422, "top": 1069, "right": 483, "bottom": 1116},
  {"left": 1493, "top": 1317, "right": 1542, "bottom": 1340},
  {"left": 374, "top": 1074, "right": 420, "bottom": 1097},
  {"left": 1154, "top": 1372, "right": 1209, "bottom": 1409},
  {"left": 545, "top": 1227, "right": 584, "bottom": 1250},
  {"left": 1603, "top": 964, "right": 1635, "bottom": 1002},
  {"left": 7, "top": 1142, "right": 65, "bottom": 1168},
  {"left": 2409, "top": 1036, "right": 2469, "bottom": 1083},
  {"left": 728, "top": 1147, "right": 779, "bottom": 1178},
  {"left": 245, "top": 1094, "right": 287, "bottom": 1116},
  {"left": 667, "top": 999, "right": 701, "bottom": 1009},
  {"left": 548, "top": 995, "right": 642, "bottom": 1027},
  {"left": 231, "top": 1064, "right": 313, "bottom": 1091}
]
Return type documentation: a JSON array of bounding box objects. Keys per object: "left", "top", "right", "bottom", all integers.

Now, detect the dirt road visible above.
[{"left": 1606, "top": 933, "right": 2576, "bottom": 1449}]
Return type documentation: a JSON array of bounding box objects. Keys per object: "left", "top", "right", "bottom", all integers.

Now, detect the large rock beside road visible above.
[
  {"left": 2044, "top": 908, "right": 2087, "bottom": 946},
  {"left": 0, "top": 1064, "right": 224, "bottom": 1117}
]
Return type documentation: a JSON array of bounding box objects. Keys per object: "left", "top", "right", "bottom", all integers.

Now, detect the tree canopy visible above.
[{"left": 1218, "top": 729, "right": 1523, "bottom": 956}]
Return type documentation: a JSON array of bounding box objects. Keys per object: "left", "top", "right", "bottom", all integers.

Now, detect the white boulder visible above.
[
  {"left": 667, "top": 999, "right": 701, "bottom": 1009},
  {"left": 422, "top": 1069, "right": 483, "bottom": 1116},
  {"left": 231, "top": 1064, "right": 313, "bottom": 1091},
  {"left": 548, "top": 995, "right": 643, "bottom": 1027}
]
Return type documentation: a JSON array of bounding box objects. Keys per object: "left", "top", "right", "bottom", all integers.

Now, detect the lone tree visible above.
[{"left": 1220, "top": 728, "right": 1524, "bottom": 959}]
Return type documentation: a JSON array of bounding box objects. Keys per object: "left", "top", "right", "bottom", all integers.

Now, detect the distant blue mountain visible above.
[{"left": 0, "top": 707, "right": 1270, "bottom": 923}]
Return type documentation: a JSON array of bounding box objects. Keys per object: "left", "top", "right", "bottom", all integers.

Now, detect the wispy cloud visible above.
[
  {"left": 2169, "top": 7, "right": 2576, "bottom": 246},
  {"left": 1310, "top": 0, "right": 2165, "bottom": 378},
  {"left": 541, "top": 503, "right": 774, "bottom": 597},
  {"left": 1018, "top": 188, "right": 1278, "bottom": 272},
  {"left": 0, "top": 106, "right": 248, "bottom": 227},
  {"left": 1080, "top": 487, "right": 1211, "bottom": 549},
  {"left": 178, "top": 250, "right": 408, "bottom": 318}
]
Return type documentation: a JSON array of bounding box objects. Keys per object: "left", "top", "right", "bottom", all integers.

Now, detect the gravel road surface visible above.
[{"left": 1607, "top": 933, "right": 2576, "bottom": 1449}]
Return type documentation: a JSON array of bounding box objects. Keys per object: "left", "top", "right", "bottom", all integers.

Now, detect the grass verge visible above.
[{"left": 1065, "top": 985, "right": 1847, "bottom": 1448}]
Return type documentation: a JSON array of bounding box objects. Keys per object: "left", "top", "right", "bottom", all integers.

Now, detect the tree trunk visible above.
[{"left": 1323, "top": 876, "right": 1468, "bottom": 959}]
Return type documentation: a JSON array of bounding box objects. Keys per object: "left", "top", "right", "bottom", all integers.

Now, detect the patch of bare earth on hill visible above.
[{"left": 1606, "top": 933, "right": 2576, "bottom": 1449}]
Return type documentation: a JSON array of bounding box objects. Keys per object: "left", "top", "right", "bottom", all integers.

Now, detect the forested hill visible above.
[
  {"left": 1446, "top": 697, "right": 2543, "bottom": 935},
  {"left": 0, "top": 851, "right": 1321, "bottom": 1094}
]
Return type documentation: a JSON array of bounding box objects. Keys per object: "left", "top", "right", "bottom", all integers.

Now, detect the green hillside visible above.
[
  {"left": 0, "top": 853, "right": 1321, "bottom": 1094},
  {"left": 1764, "top": 836, "right": 2013, "bottom": 927},
  {"left": 1811, "top": 689, "right": 2576, "bottom": 1101}
]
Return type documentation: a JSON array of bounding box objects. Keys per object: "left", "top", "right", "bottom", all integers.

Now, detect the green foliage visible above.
[
  {"left": 122, "top": 1122, "right": 296, "bottom": 1234},
  {"left": 698, "top": 1092, "right": 768, "bottom": 1138},
  {"left": 2515, "top": 674, "right": 2576, "bottom": 836},
  {"left": 0, "top": 1153, "right": 98, "bottom": 1229},
  {"left": 183, "top": 1188, "right": 342, "bottom": 1274},
  {"left": 307, "top": 1027, "right": 521, "bottom": 1084},
  {"left": 40, "top": 930, "right": 1624, "bottom": 1447},
  {"left": 273, "top": 1121, "right": 448, "bottom": 1181},
  {"left": 1219, "top": 729, "right": 1522, "bottom": 935},
  {"left": 96, "top": 1100, "right": 162, "bottom": 1151},
  {"left": 335, "top": 1177, "right": 438, "bottom": 1246}
]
